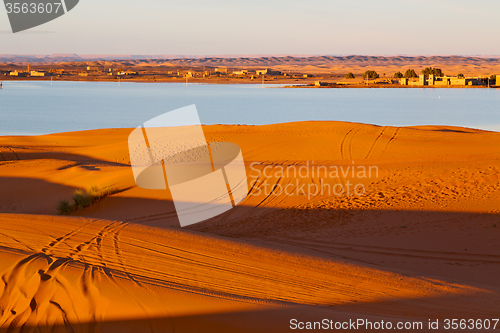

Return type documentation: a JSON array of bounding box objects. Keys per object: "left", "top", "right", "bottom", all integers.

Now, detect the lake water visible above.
[{"left": 0, "top": 81, "right": 499, "bottom": 135}]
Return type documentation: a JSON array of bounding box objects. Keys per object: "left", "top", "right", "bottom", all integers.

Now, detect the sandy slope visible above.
[
  {"left": 1, "top": 122, "right": 500, "bottom": 332},
  {"left": 1, "top": 214, "right": 490, "bottom": 333}
]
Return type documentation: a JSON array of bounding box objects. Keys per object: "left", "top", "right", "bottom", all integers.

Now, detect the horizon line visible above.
[{"left": 2, "top": 54, "right": 500, "bottom": 59}]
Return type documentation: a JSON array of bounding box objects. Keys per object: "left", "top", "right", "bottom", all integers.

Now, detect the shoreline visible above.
[
  {"left": 1, "top": 77, "right": 499, "bottom": 88},
  {"left": 283, "top": 84, "right": 500, "bottom": 89}
]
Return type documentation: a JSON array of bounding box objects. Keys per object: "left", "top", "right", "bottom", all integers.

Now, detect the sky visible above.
[{"left": 1, "top": 0, "right": 499, "bottom": 56}]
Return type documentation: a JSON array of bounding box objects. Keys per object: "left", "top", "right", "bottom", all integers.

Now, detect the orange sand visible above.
[{"left": 0, "top": 122, "right": 499, "bottom": 332}]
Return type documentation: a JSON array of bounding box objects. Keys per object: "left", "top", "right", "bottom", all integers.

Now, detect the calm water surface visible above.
[{"left": 0, "top": 81, "right": 499, "bottom": 135}]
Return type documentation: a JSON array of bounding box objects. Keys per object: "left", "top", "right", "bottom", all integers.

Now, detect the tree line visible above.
[{"left": 345, "top": 69, "right": 497, "bottom": 83}]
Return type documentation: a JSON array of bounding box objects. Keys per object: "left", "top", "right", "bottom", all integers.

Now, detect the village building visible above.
[
  {"left": 9, "top": 70, "right": 28, "bottom": 77},
  {"left": 117, "top": 70, "right": 138, "bottom": 76},
  {"left": 400, "top": 74, "right": 496, "bottom": 86},
  {"left": 215, "top": 67, "right": 228, "bottom": 74},
  {"left": 232, "top": 70, "right": 248, "bottom": 75},
  {"left": 30, "top": 71, "right": 46, "bottom": 77},
  {"left": 256, "top": 69, "right": 283, "bottom": 76}
]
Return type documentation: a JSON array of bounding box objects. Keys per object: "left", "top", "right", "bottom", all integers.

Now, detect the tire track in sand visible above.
[
  {"left": 365, "top": 127, "right": 401, "bottom": 160},
  {"left": 4, "top": 147, "right": 20, "bottom": 161},
  {"left": 381, "top": 128, "right": 400, "bottom": 158},
  {"left": 340, "top": 129, "right": 353, "bottom": 160},
  {"left": 365, "top": 127, "right": 386, "bottom": 159},
  {"left": 340, "top": 129, "right": 360, "bottom": 160},
  {"left": 41, "top": 220, "right": 95, "bottom": 255},
  {"left": 340, "top": 128, "right": 359, "bottom": 160}
]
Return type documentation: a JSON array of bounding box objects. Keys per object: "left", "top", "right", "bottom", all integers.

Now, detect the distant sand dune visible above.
[{"left": 2, "top": 55, "right": 500, "bottom": 76}]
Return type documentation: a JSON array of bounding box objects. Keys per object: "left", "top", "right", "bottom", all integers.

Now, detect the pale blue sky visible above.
[{"left": 1, "top": 0, "right": 499, "bottom": 55}]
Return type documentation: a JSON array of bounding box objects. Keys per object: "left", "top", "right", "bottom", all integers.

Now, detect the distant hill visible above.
[
  {"left": 1, "top": 55, "right": 499, "bottom": 76},
  {"left": 0, "top": 54, "right": 315, "bottom": 63},
  {"left": 2, "top": 54, "right": 499, "bottom": 64}
]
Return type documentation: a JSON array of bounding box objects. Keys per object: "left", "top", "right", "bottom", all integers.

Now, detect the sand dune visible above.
[
  {"left": 2, "top": 55, "right": 500, "bottom": 77},
  {"left": 160, "top": 55, "right": 500, "bottom": 76},
  {"left": 1, "top": 122, "right": 500, "bottom": 332}
]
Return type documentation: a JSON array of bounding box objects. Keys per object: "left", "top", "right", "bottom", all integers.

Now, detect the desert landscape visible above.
[
  {"left": 1, "top": 55, "right": 500, "bottom": 86},
  {"left": 3, "top": 0, "right": 500, "bottom": 331},
  {"left": 0, "top": 122, "right": 499, "bottom": 332}
]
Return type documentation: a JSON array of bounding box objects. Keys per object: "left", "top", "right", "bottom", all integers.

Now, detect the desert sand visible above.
[{"left": 0, "top": 122, "right": 499, "bottom": 332}]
